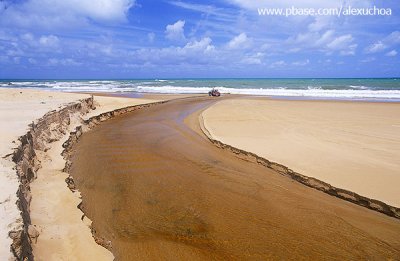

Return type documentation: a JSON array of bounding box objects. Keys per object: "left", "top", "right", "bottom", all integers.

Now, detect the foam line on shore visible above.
[{"left": 198, "top": 113, "right": 400, "bottom": 219}]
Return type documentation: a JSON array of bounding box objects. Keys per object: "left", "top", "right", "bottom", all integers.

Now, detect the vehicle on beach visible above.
[{"left": 208, "top": 88, "right": 221, "bottom": 97}]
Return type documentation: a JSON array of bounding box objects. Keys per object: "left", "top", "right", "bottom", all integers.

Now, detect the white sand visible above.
[
  {"left": 0, "top": 89, "right": 87, "bottom": 260},
  {"left": 202, "top": 98, "right": 400, "bottom": 207},
  {"left": 0, "top": 88, "right": 160, "bottom": 260}
]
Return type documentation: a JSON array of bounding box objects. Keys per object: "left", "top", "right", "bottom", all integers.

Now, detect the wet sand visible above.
[{"left": 70, "top": 96, "right": 400, "bottom": 260}]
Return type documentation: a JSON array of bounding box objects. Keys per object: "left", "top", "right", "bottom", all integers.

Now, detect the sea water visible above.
[{"left": 1, "top": 78, "right": 400, "bottom": 101}]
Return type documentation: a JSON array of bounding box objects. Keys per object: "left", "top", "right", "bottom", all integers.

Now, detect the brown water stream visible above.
[{"left": 71, "top": 97, "right": 400, "bottom": 260}]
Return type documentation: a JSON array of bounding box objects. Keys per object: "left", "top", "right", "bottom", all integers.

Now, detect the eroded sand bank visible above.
[
  {"left": 69, "top": 97, "right": 400, "bottom": 260},
  {"left": 202, "top": 98, "right": 400, "bottom": 207},
  {"left": 0, "top": 88, "right": 161, "bottom": 260},
  {"left": 0, "top": 89, "right": 88, "bottom": 260}
]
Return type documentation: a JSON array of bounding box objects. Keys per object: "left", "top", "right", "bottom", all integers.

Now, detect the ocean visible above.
[{"left": 1, "top": 78, "right": 400, "bottom": 101}]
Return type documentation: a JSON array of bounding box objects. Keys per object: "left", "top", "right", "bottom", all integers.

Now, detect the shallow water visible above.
[{"left": 71, "top": 97, "right": 400, "bottom": 260}]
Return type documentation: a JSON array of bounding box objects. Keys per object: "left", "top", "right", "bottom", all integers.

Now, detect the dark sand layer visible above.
[{"left": 70, "top": 97, "right": 400, "bottom": 260}]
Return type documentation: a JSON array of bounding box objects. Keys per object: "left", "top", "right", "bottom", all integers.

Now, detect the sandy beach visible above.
[
  {"left": 0, "top": 88, "right": 161, "bottom": 260},
  {"left": 2, "top": 0, "right": 400, "bottom": 258},
  {"left": 0, "top": 89, "right": 86, "bottom": 260},
  {"left": 202, "top": 98, "right": 400, "bottom": 207},
  {"left": 1, "top": 89, "right": 400, "bottom": 260}
]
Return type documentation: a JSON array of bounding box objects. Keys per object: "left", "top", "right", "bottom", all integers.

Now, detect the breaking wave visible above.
[{"left": 1, "top": 79, "right": 400, "bottom": 100}]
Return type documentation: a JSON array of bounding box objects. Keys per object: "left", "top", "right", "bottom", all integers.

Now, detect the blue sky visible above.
[{"left": 0, "top": 0, "right": 399, "bottom": 78}]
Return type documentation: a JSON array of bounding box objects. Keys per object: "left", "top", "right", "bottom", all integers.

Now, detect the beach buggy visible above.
[{"left": 208, "top": 88, "right": 221, "bottom": 97}]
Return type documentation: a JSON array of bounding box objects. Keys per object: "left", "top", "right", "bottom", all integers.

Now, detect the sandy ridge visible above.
[
  {"left": 198, "top": 113, "right": 400, "bottom": 219},
  {"left": 8, "top": 97, "right": 101, "bottom": 259}
]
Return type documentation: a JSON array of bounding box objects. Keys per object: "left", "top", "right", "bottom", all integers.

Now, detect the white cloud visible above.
[
  {"left": 360, "top": 57, "right": 375, "bottom": 63},
  {"left": 292, "top": 59, "right": 310, "bottom": 66},
  {"left": 20, "top": 33, "right": 35, "bottom": 43},
  {"left": 339, "top": 46, "right": 357, "bottom": 56},
  {"left": 385, "top": 50, "right": 397, "bottom": 57},
  {"left": 165, "top": 20, "right": 186, "bottom": 42},
  {"left": 227, "top": 33, "right": 251, "bottom": 49},
  {"left": 0, "top": 30, "right": 17, "bottom": 41},
  {"left": 269, "top": 60, "right": 286, "bottom": 68},
  {"left": 315, "top": 30, "right": 335, "bottom": 46},
  {"left": 0, "top": 0, "right": 135, "bottom": 29},
  {"left": 327, "top": 34, "right": 354, "bottom": 50},
  {"left": 385, "top": 31, "right": 400, "bottom": 45},
  {"left": 147, "top": 32, "right": 155, "bottom": 43},
  {"left": 308, "top": 16, "right": 333, "bottom": 32},
  {"left": 241, "top": 52, "right": 264, "bottom": 65},
  {"left": 226, "top": 0, "right": 370, "bottom": 9},
  {"left": 133, "top": 37, "right": 216, "bottom": 66},
  {"left": 168, "top": 1, "right": 236, "bottom": 24},
  {"left": 365, "top": 41, "right": 386, "bottom": 54},
  {"left": 19, "top": 33, "right": 60, "bottom": 49},
  {"left": 324, "top": 34, "right": 356, "bottom": 55},
  {"left": 39, "top": 35, "right": 59, "bottom": 48},
  {"left": 365, "top": 31, "right": 400, "bottom": 54},
  {"left": 289, "top": 30, "right": 356, "bottom": 55},
  {"left": 64, "top": 0, "right": 134, "bottom": 21},
  {"left": 324, "top": 34, "right": 357, "bottom": 56},
  {"left": 28, "top": 58, "right": 37, "bottom": 64},
  {"left": 47, "top": 58, "right": 59, "bottom": 66},
  {"left": 13, "top": 57, "right": 21, "bottom": 64},
  {"left": 287, "top": 47, "right": 301, "bottom": 53},
  {"left": 169, "top": 1, "right": 218, "bottom": 16},
  {"left": 6, "top": 49, "right": 24, "bottom": 57},
  {"left": 47, "top": 58, "right": 81, "bottom": 66},
  {"left": 184, "top": 37, "right": 215, "bottom": 52}
]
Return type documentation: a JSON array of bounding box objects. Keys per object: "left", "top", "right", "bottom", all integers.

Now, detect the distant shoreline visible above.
[{"left": 3, "top": 79, "right": 400, "bottom": 102}]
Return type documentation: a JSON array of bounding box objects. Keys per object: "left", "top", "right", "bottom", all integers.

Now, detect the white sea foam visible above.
[
  {"left": 136, "top": 86, "right": 400, "bottom": 99},
  {"left": 1, "top": 81, "right": 400, "bottom": 100},
  {"left": 349, "top": 85, "right": 369, "bottom": 90}
]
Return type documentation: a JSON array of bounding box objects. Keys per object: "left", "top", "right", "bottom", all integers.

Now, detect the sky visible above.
[{"left": 0, "top": 0, "right": 399, "bottom": 79}]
